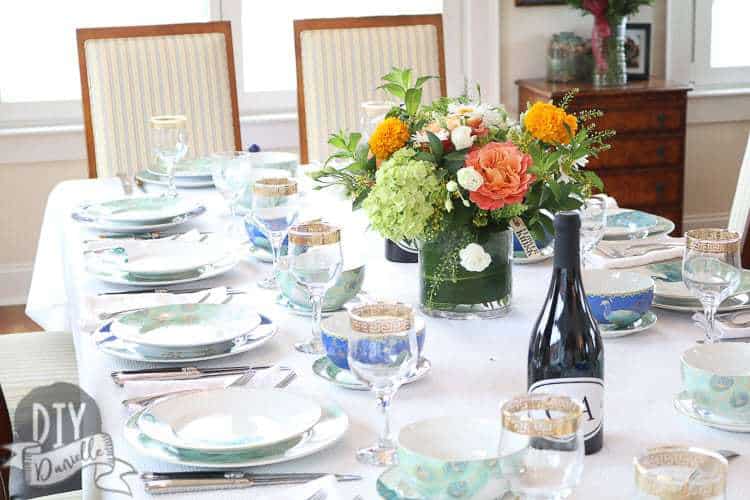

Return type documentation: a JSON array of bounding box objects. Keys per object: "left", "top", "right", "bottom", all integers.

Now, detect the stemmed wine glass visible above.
[
  {"left": 346, "top": 302, "right": 419, "bottom": 466},
  {"left": 499, "top": 393, "right": 584, "bottom": 499},
  {"left": 246, "top": 177, "right": 300, "bottom": 289},
  {"left": 211, "top": 152, "right": 255, "bottom": 241},
  {"left": 288, "top": 222, "right": 343, "bottom": 354},
  {"left": 149, "top": 115, "right": 188, "bottom": 198},
  {"left": 578, "top": 198, "right": 607, "bottom": 268},
  {"left": 682, "top": 228, "right": 742, "bottom": 343}
]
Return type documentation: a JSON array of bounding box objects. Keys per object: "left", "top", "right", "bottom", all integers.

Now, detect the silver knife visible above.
[
  {"left": 697, "top": 337, "right": 750, "bottom": 343},
  {"left": 141, "top": 472, "right": 361, "bottom": 494},
  {"left": 111, "top": 365, "right": 281, "bottom": 386}
]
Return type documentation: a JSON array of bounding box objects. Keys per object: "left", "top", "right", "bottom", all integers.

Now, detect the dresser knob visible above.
[
  {"left": 656, "top": 146, "right": 665, "bottom": 159},
  {"left": 657, "top": 113, "right": 666, "bottom": 127},
  {"left": 655, "top": 182, "right": 666, "bottom": 194}
]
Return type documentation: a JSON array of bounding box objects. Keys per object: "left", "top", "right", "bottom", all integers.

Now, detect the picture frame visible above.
[
  {"left": 625, "top": 23, "right": 651, "bottom": 80},
  {"left": 514, "top": 0, "right": 566, "bottom": 6}
]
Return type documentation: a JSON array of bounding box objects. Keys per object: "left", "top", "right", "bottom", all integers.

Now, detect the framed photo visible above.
[
  {"left": 625, "top": 23, "right": 651, "bottom": 80},
  {"left": 515, "top": 0, "right": 566, "bottom": 5}
]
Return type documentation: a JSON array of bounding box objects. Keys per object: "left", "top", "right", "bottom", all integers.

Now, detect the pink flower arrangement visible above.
[{"left": 464, "top": 142, "right": 535, "bottom": 211}]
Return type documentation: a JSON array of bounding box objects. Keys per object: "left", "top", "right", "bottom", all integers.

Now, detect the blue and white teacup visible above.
[
  {"left": 321, "top": 310, "right": 426, "bottom": 371},
  {"left": 582, "top": 270, "right": 654, "bottom": 328},
  {"left": 681, "top": 343, "right": 750, "bottom": 422}
]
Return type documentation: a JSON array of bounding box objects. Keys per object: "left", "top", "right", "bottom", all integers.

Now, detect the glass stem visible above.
[
  {"left": 703, "top": 300, "right": 719, "bottom": 343},
  {"left": 310, "top": 293, "right": 323, "bottom": 339},
  {"left": 269, "top": 237, "right": 282, "bottom": 277},
  {"left": 375, "top": 388, "right": 396, "bottom": 449},
  {"left": 166, "top": 159, "right": 177, "bottom": 197}
]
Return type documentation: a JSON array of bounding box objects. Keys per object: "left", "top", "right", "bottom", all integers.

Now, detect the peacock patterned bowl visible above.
[
  {"left": 583, "top": 269, "right": 654, "bottom": 327},
  {"left": 277, "top": 264, "right": 365, "bottom": 313},
  {"left": 321, "top": 311, "right": 426, "bottom": 370},
  {"left": 681, "top": 343, "right": 750, "bottom": 422}
]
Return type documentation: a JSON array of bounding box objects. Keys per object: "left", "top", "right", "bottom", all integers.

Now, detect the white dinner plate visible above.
[
  {"left": 138, "top": 388, "right": 322, "bottom": 452},
  {"left": 72, "top": 205, "right": 206, "bottom": 234},
  {"left": 136, "top": 169, "right": 214, "bottom": 188},
  {"left": 110, "top": 303, "right": 262, "bottom": 349},
  {"left": 95, "top": 314, "right": 277, "bottom": 363},
  {"left": 112, "top": 240, "right": 230, "bottom": 276},
  {"left": 147, "top": 158, "right": 215, "bottom": 179},
  {"left": 86, "top": 254, "right": 240, "bottom": 287},
  {"left": 652, "top": 293, "right": 750, "bottom": 313},
  {"left": 75, "top": 196, "right": 203, "bottom": 224},
  {"left": 640, "top": 259, "right": 750, "bottom": 302},
  {"left": 124, "top": 395, "right": 348, "bottom": 467}
]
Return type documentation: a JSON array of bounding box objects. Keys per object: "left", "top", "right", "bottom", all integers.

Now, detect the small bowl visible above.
[
  {"left": 277, "top": 265, "right": 365, "bottom": 313},
  {"left": 396, "top": 416, "right": 522, "bottom": 498},
  {"left": 681, "top": 343, "right": 750, "bottom": 422},
  {"left": 583, "top": 270, "right": 654, "bottom": 327},
  {"left": 321, "top": 311, "right": 426, "bottom": 370}
]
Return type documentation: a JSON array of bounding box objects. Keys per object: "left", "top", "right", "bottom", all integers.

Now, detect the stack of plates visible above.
[
  {"left": 603, "top": 209, "right": 675, "bottom": 241},
  {"left": 72, "top": 196, "right": 206, "bottom": 233},
  {"left": 136, "top": 158, "right": 215, "bottom": 188},
  {"left": 638, "top": 259, "right": 750, "bottom": 312},
  {"left": 124, "top": 387, "right": 348, "bottom": 467},
  {"left": 86, "top": 237, "right": 240, "bottom": 286},
  {"left": 95, "top": 303, "right": 277, "bottom": 363}
]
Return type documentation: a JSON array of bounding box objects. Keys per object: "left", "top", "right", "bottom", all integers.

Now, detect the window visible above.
[{"left": 709, "top": 0, "right": 750, "bottom": 68}]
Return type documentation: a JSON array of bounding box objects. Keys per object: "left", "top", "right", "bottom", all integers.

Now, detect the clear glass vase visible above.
[
  {"left": 418, "top": 226, "right": 512, "bottom": 319},
  {"left": 592, "top": 17, "right": 627, "bottom": 87}
]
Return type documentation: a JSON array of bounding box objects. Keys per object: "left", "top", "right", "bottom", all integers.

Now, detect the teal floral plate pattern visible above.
[
  {"left": 277, "top": 264, "right": 366, "bottom": 312},
  {"left": 603, "top": 213, "right": 675, "bottom": 241},
  {"left": 76, "top": 196, "right": 202, "bottom": 223},
  {"left": 604, "top": 210, "right": 659, "bottom": 238},
  {"left": 110, "top": 303, "right": 262, "bottom": 349},
  {"left": 598, "top": 311, "right": 657, "bottom": 339},
  {"left": 147, "top": 158, "right": 214, "bottom": 178},
  {"left": 123, "top": 396, "right": 349, "bottom": 467},
  {"left": 645, "top": 259, "right": 750, "bottom": 301},
  {"left": 312, "top": 356, "right": 431, "bottom": 391},
  {"left": 86, "top": 254, "right": 239, "bottom": 287}
]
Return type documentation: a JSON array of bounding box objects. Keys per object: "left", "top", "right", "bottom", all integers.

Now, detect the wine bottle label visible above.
[{"left": 528, "top": 377, "right": 604, "bottom": 439}]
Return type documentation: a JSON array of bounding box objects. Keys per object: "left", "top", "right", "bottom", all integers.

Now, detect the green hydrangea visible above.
[{"left": 363, "top": 149, "right": 444, "bottom": 241}]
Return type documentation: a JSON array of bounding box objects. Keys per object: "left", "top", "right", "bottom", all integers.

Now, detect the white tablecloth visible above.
[{"left": 26, "top": 178, "right": 750, "bottom": 499}]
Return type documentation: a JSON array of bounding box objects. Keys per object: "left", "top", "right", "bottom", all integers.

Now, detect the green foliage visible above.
[{"left": 378, "top": 67, "right": 437, "bottom": 116}]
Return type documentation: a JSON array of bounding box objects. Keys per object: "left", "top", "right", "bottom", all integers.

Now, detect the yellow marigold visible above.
[
  {"left": 523, "top": 101, "right": 578, "bottom": 144},
  {"left": 369, "top": 117, "right": 410, "bottom": 160}
]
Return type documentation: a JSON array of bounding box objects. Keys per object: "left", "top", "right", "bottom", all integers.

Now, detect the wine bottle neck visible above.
[{"left": 553, "top": 231, "right": 581, "bottom": 272}]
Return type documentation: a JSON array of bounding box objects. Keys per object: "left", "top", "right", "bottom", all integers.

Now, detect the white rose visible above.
[
  {"left": 451, "top": 125, "right": 475, "bottom": 151},
  {"left": 456, "top": 167, "right": 484, "bottom": 192},
  {"left": 459, "top": 243, "right": 492, "bottom": 272},
  {"left": 483, "top": 108, "right": 505, "bottom": 127}
]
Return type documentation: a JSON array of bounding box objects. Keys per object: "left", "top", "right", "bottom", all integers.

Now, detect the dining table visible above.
[{"left": 25, "top": 176, "right": 750, "bottom": 499}]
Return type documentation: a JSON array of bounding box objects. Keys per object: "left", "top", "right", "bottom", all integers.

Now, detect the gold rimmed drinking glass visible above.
[
  {"left": 634, "top": 446, "right": 727, "bottom": 499},
  {"left": 288, "top": 221, "right": 343, "bottom": 353},
  {"left": 683, "top": 229, "right": 742, "bottom": 343},
  {"left": 499, "top": 393, "right": 584, "bottom": 499},
  {"left": 246, "top": 177, "right": 300, "bottom": 289},
  {"left": 346, "top": 302, "right": 418, "bottom": 466},
  {"left": 149, "top": 115, "right": 189, "bottom": 198}
]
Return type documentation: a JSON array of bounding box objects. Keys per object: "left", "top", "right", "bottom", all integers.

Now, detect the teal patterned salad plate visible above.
[
  {"left": 124, "top": 395, "right": 349, "bottom": 467},
  {"left": 110, "top": 303, "right": 261, "bottom": 349},
  {"left": 76, "top": 195, "right": 202, "bottom": 223},
  {"left": 603, "top": 213, "right": 675, "bottom": 241},
  {"left": 136, "top": 169, "right": 214, "bottom": 188},
  {"left": 605, "top": 210, "right": 659, "bottom": 237},
  {"left": 147, "top": 158, "right": 214, "bottom": 178},
  {"left": 312, "top": 356, "right": 431, "bottom": 391},
  {"left": 644, "top": 259, "right": 750, "bottom": 301}
]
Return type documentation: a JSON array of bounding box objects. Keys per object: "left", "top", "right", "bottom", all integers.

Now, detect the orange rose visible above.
[{"left": 465, "top": 142, "right": 535, "bottom": 210}]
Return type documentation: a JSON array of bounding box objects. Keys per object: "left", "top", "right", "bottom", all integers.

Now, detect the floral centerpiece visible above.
[
  {"left": 567, "top": 0, "right": 654, "bottom": 86},
  {"left": 311, "top": 68, "right": 613, "bottom": 318}
]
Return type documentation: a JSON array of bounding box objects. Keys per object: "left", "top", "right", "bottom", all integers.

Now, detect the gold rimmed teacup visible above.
[
  {"left": 634, "top": 446, "right": 727, "bottom": 498},
  {"left": 252, "top": 177, "right": 298, "bottom": 197},
  {"left": 685, "top": 228, "right": 741, "bottom": 254},
  {"left": 501, "top": 393, "right": 582, "bottom": 438},
  {"left": 348, "top": 302, "right": 415, "bottom": 335},
  {"left": 288, "top": 221, "right": 341, "bottom": 246}
]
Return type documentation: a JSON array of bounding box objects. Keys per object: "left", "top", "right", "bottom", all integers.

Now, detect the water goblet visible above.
[
  {"left": 360, "top": 101, "right": 395, "bottom": 140},
  {"left": 634, "top": 446, "right": 727, "bottom": 499},
  {"left": 211, "top": 152, "right": 256, "bottom": 241},
  {"left": 683, "top": 229, "right": 742, "bottom": 343},
  {"left": 149, "top": 115, "right": 188, "bottom": 198},
  {"left": 499, "top": 393, "right": 584, "bottom": 499},
  {"left": 246, "top": 177, "right": 300, "bottom": 289},
  {"left": 288, "top": 222, "right": 343, "bottom": 354},
  {"left": 578, "top": 198, "right": 607, "bottom": 268},
  {"left": 346, "top": 302, "right": 419, "bottom": 466}
]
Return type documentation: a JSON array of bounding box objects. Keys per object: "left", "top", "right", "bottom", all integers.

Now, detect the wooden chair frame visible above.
[
  {"left": 293, "top": 14, "right": 447, "bottom": 164},
  {"left": 76, "top": 21, "right": 242, "bottom": 179}
]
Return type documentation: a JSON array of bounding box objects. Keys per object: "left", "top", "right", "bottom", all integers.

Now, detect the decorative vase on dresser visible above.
[{"left": 516, "top": 79, "right": 691, "bottom": 234}]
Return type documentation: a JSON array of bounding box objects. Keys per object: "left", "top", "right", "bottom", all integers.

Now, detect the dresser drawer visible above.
[
  {"left": 598, "top": 168, "right": 683, "bottom": 207},
  {"left": 571, "top": 107, "right": 684, "bottom": 134},
  {"left": 588, "top": 136, "right": 683, "bottom": 169}
]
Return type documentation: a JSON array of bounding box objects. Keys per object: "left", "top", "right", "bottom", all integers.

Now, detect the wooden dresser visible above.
[{"left": 516, "top": 79, "right": 691, "bottom": 234}]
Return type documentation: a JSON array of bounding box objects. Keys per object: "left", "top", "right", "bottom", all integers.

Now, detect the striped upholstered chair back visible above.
[
  {"left": 294, "top": 15, "right": 446, "bottom": 164},
  {"left": 76, "top": 22, "right": 242, "bottom": 179},
  {"left": 728, "top": 133, "right": 750, "bottom": 268}
]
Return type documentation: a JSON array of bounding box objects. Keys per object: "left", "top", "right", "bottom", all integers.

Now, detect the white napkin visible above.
[
  {"left": 693, "top": 312, "right": 750, "bottom": 339},
  {"left": 81, "top": 286, "right": 230, "bottom": 332},
  {"left": 258, "top": 475, "right": 343, "bottom": 500},
  {"left": 120, "top": 365, "right": 294, "bottom": 402},
  {"left": 589, "top": 237, "right": 684, "bottom": 269}
]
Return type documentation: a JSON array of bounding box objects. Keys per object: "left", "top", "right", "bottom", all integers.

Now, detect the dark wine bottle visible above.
[
  {"left": 527, "top": 211, "right": 604, "bottom": 455},
  {"left": 385, "top": 239, "right": 418, "bottom": 263}
]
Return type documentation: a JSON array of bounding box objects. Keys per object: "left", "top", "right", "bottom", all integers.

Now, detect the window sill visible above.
[
  {"left": 0, "top": 112, "right": 300, "bottom": 165},
  {"left": 689, "top": 83, "right": 750, "bottom": 98},
  {"left": 687, "top": 84, "right": 750, "bottom": 125}
]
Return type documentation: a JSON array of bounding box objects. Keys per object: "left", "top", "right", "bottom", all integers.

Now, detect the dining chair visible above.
[
  {"left": 77, "top": 21, "right": 242, "bottom": 179},
  {"left": 0, "top": 331, "right": 80, "bottom": 500},
  {"left": 728, "top": 132, "right": 750, "bottom": 268},
  {"left": 294, "top": 14, "right": 447, "bottom": 164}
]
